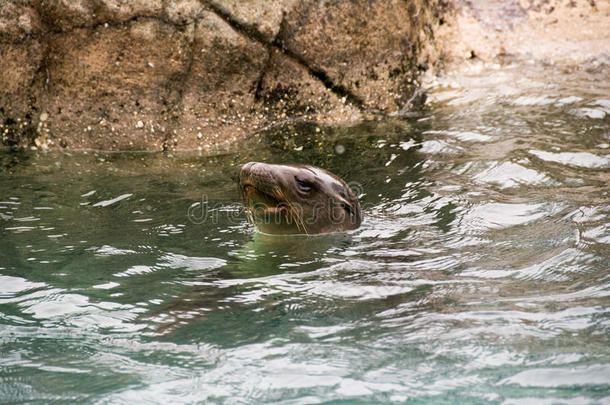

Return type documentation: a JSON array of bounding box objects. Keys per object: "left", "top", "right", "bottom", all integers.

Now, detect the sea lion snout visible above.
[
  {"left": 239, "top": 162, "right": 277, "bottom": 194},
  {"left": 239, "top": 161, "right": 258, "bottom": 186},
  {"left": 239, "top": 161, "right": 260, "bottom": 176}
]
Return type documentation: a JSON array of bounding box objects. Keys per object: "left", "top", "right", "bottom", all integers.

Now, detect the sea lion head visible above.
[{"left": 238, "top": 162, "right": 362, "bottom": 235}]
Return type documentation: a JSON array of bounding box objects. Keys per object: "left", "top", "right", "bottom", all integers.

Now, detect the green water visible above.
[{"left": 1, "top": 62, "right": 609, "bottom": 404}]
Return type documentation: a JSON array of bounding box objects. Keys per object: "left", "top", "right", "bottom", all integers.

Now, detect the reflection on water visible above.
[{"left": 1, "top": 61, "right": 609, "bottom": 403}]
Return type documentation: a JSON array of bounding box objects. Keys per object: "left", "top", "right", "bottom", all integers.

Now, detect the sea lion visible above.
[{"left": 238, "top": 162, "right": 362, "bottom": 235}]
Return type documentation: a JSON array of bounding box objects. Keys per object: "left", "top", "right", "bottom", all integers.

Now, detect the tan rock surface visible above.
[
  {"left": 436, "top": 0, "right": 610, "bottom": 69},
  {"left": 0, "top": 0, "right": 439, "bottom": 151},
  {"left": 2, "top": 0, "right": 606, "bottom": 151}
]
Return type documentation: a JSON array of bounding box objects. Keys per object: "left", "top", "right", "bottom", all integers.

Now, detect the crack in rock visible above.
[{"left": 202, "top": 0, "right": 366, "bottom": 111}]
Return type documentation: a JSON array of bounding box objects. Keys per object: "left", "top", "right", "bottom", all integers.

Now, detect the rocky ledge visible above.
[
  {"left": 0, "top": 0, "right": 441, "bottom": 151},
  {"left": 0, "top": 0, "right": 607, "bottom": 151}
]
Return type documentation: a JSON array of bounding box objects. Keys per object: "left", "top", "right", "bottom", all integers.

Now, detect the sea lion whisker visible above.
[
  {"left": 272, "top": 187, "right": 307, "bottom": 232},
  {"left": 292, "top": 203, "right": 310, "bottom": 236},
  {"left": 274, "top": 187, "right": 286, "bottom": 202},
  {"left": 245, "top": 209, "right": 255, "bottom": 224},
  {"left": 283, "top": 201, "right": 307, "bottom": 235}
]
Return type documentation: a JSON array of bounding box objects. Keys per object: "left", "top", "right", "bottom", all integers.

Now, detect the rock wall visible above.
[
  {"left": 4, "top": 0, "right": 605, "bottom": 151},
  {"left": 0, "top": 0, "right": 442, "bottom": 151}
]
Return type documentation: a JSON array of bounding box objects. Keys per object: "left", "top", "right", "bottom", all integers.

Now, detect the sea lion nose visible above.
[{"left": 240, "top": 162, "right": 258, "bottom": 178}]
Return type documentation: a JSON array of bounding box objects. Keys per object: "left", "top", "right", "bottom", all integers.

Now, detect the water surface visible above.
[{"left": 1, "top": 61, "right": 609, "bottom": 403}]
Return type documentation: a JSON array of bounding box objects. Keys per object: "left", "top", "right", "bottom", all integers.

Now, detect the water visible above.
[{"left": 1, "top": 61, "right": 609, "bottom": 404}]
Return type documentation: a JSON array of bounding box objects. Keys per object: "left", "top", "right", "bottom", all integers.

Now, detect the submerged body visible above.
[{"left": 238, "top": 162, "right": 362, "bottom": 235}]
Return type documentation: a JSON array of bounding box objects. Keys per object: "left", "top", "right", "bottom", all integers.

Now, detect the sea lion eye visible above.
[{"left": 295, "top": 177, "right": 313, "bottom": 192}]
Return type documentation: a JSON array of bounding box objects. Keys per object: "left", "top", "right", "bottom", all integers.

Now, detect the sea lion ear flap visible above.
[{"left": 334, "top": 194, "right": 355, "bottom": 216}]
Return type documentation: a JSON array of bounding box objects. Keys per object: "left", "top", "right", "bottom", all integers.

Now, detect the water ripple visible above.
[
  {"left": 462, "top": 202, "right": 550, "bottom": 231},
  {"left": 529, "top": 150, "right": 610, "bottom": 169},
  {"left": 1, "top": 62, "right": 609, "bottom": 404},
  {"left": 500, "top": 364, "right": 610, "bottom": 387},
  {"left": 471, "top": 161, "right": 555, "bottom": 189}
]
